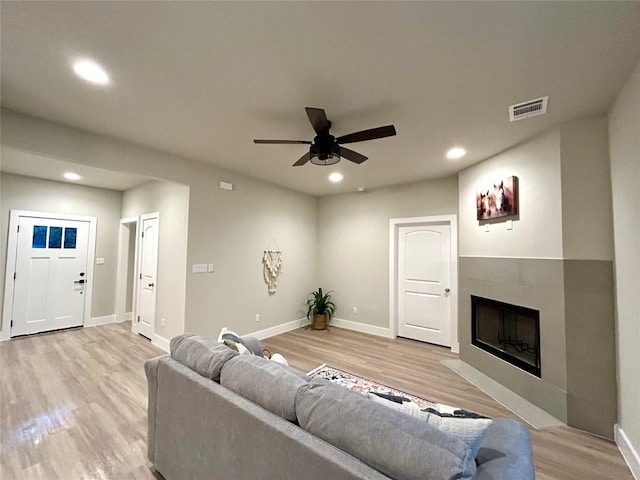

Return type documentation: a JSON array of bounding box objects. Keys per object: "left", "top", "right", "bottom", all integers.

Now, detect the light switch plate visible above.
[
  {"left": 96, "top": 258, "right": 105, "bottom": 265},
  {"left": 192, "top": 263, "right": 208, "bottom": 274},
  {"left": 484, "top": 224, "right": 490, "bottom": 232},
  {"left": 208, "top": 263, "right": 215, "bottom": 273},
  {"left": 506, "top": 220, "right": 513, "bottom": 230}
]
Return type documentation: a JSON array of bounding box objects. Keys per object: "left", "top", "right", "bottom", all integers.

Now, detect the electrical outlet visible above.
[
  {"left": 352, "top": 306, "right": 358, "bottom": 315},
  {"left": 255, "top": 314, "right": 260, "bottom": 323}
]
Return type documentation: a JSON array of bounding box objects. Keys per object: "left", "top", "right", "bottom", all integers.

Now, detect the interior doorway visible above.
[
  {"left": 115, "top": 217, "right": 139, "bottom": 330},
  {"left": 389, "top": 215, "right": 459, "bottom": 352}
]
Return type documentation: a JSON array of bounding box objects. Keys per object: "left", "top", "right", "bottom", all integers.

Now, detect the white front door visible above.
[
  {"left": 136, "top": 213, "right": 158, "bottom": 339},
  {"left": 397, "top": 224, "right": 452, "bottom": 347},
  {"left": 11, "top": 216, "right": 90, "bottom": 336}
]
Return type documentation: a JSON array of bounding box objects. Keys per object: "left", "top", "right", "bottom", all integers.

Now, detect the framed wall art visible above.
[{"left": 476, "top": 176, "right": 519, "bottom": 220}]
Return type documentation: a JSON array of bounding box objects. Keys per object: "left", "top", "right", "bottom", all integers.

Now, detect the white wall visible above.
[
  {"left": 0, "top": 172, "right": 122, "bottom": 330},
  {"left": 560, "top": 116, "right": 614, "bottom": 261},
  {"left": 318, "top": 177, "right": 458, "bottom": 329},
  {"left": 608, "top": 60, "right": 640, "bottom": 470},
  {"left": 1, "top": 109, "right": 318, "bottom": 343},
  {"left": 459, "top": 131, "right": 563, "bottom": 259},
  {"left": 184, "top": 169, "right": 318, "bottom": 339},
  {"left": 122, "top": 180, "right": 190, "bottom": 344}
]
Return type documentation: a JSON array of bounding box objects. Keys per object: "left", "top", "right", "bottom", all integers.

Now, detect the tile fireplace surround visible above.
[{"left": 459, "top": 256, "right": 616, "bottom": 439}]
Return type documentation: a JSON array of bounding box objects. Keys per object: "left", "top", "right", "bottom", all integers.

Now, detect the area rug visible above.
[{"left": 307, "top": 364, "right": 438, "bottom": 409}]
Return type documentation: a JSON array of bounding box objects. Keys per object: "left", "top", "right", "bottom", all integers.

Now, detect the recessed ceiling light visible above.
[
  {"left": 72, "top": 59, "right": 110, "bottom": 85},
  {"left": 328, "top": 172, "right": 343, "bottom": 183},
  {"left": 356, "top": 186, "right": 365, "bottom": 192},
  {"left": 446, "top": 147, "right": 466, "bottom": 159},
  {"left": 64, "top": 172, "right": 81, "bottom": 181}
]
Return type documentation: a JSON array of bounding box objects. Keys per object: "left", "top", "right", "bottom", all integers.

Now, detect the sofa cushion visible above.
[
  {"left": 220, "top": 355, "right": 308, "bottom": 422},
  {"left": 296, "top": 379, "right": 476, "bottom": 480},
  {"left": 367, "top": 393, "right": 492, "bottom": 457},
  {"left": 170, "top": 334, "right": 238, "bottom": 381}
]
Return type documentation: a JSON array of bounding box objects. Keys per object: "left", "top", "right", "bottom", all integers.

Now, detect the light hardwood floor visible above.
[
  {"left": 0, "top": 322, "right": 632, "bottom": 479},
  {"left": 262, "top": 327, "right": 634, "bottom": 480}
]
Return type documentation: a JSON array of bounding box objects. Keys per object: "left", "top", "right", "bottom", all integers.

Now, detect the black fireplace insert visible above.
[{"left": 471, "top": 295, "right": 541, "bottom": 377}]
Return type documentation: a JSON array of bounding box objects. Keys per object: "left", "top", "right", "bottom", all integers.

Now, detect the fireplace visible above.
[{"left": 471, "top": 295, "right": 541, "bottom": 377}]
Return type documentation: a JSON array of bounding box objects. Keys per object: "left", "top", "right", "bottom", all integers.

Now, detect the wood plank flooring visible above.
[
  {"left": 262, "top": 327, "right": 634, "bottom": 480},
  {"left": 0, "top": 322, "right": 632, "bottom": 479},
  {"left": 0, "top": 323, "right": 164, "bottom": 479}
]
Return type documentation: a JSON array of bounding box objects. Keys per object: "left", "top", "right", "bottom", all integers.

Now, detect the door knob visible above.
[
  {"left": 149, "top": 282, "right": 155, "bottom": 287},
  {"left": 444, "top": 288, "right": 450, "bottom": 293},
  {"left": 74, "top": 279, "right": 86, "bottom": 284}
]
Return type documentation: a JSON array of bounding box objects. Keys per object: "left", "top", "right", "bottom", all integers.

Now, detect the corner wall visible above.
[
  {"left": 317, "top": 177, "right": 458, "bottom": 331},
  {"left": 122, "top": 180, "right": 190, "bottom": 345},
  {"left": 608, "top": 60, "right": 640, "bottom": 474},
  {"left": 0, "top": 172, "right": 122, "bottom": 328},
  {"left": 458, "top": 120, "right": 617, "bottom": 438},
  {"left": 0, "top": 109, "right": 318, "bottom": 343}
]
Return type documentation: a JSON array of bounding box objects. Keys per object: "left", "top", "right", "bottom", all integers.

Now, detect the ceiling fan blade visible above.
[
  {"left": 305, "top": 107, "right": 330, "bottom": 135},
  {"left": 293, "top": 151, "right": 312, "bottom": 167},
  {"left": 338, "top": 147, "right": 368, "bottom": 164},
  {"left": 254, "top": 139, "right": 312, "bottom": 144},
  {"left": 337, "top": 125, "right": 396, "bottom": 144}
]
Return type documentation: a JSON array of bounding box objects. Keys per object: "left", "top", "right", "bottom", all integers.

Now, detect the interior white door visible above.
[
  {"left": 136, "top": 214, "right": 158, "bottom": 339},
  {"left": 397, "top": 224, "right": 452, "bottom": 346},
  {"left": 12, "top": 216, "right": 90, "bottom": 336}
]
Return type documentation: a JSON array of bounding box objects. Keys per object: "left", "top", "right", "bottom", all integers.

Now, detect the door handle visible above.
[
  {"left": 148, "top": 282, "right": 155, "bottom": 287},
  {"left": 74, "top": 279, "right": 86, "bottom": 284},
  {"left": 444, "top": 288, "right": 450, "bottom": 293}
]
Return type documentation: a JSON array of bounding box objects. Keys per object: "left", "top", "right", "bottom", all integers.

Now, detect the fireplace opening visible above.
[{"left": 471, "top": 295, "right": 541, "bottom": 377}]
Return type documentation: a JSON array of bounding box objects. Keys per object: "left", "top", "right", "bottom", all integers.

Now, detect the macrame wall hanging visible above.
[{"left": 263, "top": 238, "right": 282, "bottom": 295}]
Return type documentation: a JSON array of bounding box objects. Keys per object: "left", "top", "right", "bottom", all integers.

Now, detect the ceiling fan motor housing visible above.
[{"left": 313, "top": 134, "right": 340, "bottom": 160}]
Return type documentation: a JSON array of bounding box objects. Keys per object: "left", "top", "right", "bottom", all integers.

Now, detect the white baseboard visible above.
[
  {"left": 152, "top": 334, "right": 170, "bottom": 353},
  {"left": 85, "top": 314, "right": 116, "bottom": 327},
  {"left": 124, "top": 312, "right": 133, "bottom": 322},
  {"left": 247, "top": 317, "right": 310, "bottom": 340},
  {"left": 330, "top": 317, "right": 394, "bottom": 338},
  {"left": 615, "top": 424, "right": 640, "bottom": 479}
]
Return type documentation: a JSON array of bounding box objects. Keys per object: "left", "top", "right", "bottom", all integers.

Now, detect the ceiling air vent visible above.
[{"left": 509, "top": 96, "right": 548, "bottom": 122}]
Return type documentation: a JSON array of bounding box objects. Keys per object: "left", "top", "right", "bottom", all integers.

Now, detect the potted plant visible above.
[{"left": 306, "top": 287, "right": 336, "bottom": 330}]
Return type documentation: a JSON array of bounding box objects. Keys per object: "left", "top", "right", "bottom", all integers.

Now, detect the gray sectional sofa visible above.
[{"left": 145, "top": 334, "right": 535, "bottom": 480}]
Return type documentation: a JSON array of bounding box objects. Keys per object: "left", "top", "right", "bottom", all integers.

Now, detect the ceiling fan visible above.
[{"left": 254, "top": 107, "right": 396, "bottom": 167}]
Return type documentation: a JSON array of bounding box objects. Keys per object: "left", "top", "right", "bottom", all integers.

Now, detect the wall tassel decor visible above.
[{"left": 263, "top": 238, "right": 282, "bottom": 294}]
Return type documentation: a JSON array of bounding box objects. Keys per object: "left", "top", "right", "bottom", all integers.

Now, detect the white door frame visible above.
[
  {"left": 2, "top": 209, "right": 97, "bottom": 341},
  {"left": 114, "top": 216, "right": 140, "bottom": 332},
  {"left": 389, "top": 215, "right": 459, "bottom": 353}
]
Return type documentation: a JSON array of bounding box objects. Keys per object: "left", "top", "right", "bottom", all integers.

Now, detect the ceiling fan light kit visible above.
[{"left": 254, "top": 107, "right": 396, "bottom": 167}]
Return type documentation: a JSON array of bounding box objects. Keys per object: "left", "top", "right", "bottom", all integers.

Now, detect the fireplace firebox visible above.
[{"left": 471, "top": 295, "right": 541, "bottom": 377}]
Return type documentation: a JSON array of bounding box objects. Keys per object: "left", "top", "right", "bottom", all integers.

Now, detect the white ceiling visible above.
[{"left": 1, "top": 1, "right": 639, "bottom": 196}]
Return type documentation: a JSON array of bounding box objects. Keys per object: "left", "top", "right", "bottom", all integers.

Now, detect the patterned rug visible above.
[{"left": 307, "top": 364, "right": 437, "bottom": 409}]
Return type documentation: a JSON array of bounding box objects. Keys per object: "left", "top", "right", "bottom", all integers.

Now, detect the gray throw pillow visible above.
[
  {"left": 170, "top": 333, "right": 238, "bottom": 381},
  {"left": 295, "top": 379, "right": 476, "bottom": 480}
]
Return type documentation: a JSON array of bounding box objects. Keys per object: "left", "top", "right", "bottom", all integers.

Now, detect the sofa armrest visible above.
[
  {"left": 475, "top": 419, "right": 535, "bottom": 480},
  {"left": 144, "top": 355, "right": 166, "bottom": 464}
]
